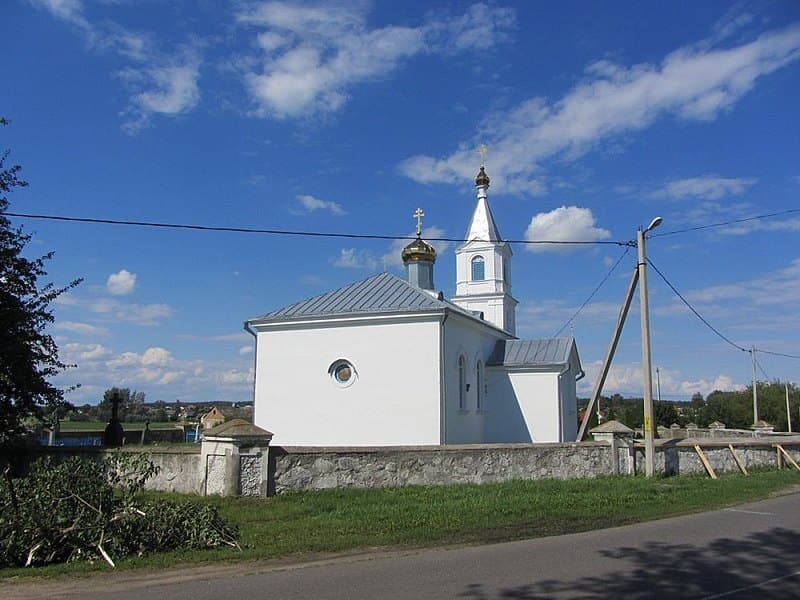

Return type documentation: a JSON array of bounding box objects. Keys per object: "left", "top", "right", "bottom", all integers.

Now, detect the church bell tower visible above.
[{"left": 450, "top": 165, "right": 517, "bottom": 335}]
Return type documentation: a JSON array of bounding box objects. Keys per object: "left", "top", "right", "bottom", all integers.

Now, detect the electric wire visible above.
[
  {"left": 754, "top": 348, "right": 800, "bottom": 360},
  {"left": 647, "top": 258, "right": 749, "bottom": 353},
  {"left": 552, "top": 246, "right": 631, "bottom": 338},
  {"left": 650, "top": 208, "right": 800, "bottom": 238},
  {"left": 755, "top": 356, "right": 771, "bottom": 381},
  {"left": 648, "top": 258, "right": 800, "bottom": 364},
  {"left": 3, "top": 212, "right": 629, "bottom": 247}
]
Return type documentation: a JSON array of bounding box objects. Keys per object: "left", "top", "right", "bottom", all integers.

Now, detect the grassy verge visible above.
[{"left": 3, "top": 469, "right": 798, "bottom": 578}]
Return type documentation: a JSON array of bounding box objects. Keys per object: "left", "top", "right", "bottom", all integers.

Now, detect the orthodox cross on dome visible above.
[
  {"left": 478, "top": 144, "right": 488, "bottom": 168},
  {"left": 413, "top": 207, "right": 424, "bottom": 237}
]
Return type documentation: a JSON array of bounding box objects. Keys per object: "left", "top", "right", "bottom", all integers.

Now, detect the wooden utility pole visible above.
[{"left": 576, "top": 266, "right": 639, "bottom": 441}]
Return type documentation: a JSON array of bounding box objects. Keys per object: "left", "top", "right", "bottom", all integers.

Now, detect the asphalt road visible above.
[{"left": 8, "top": 491, "right": 800, "bottom": 599}]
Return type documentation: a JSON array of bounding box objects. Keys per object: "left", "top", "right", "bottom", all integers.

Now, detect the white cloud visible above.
[
  {"left": 524, "top": 206, "right": 611, "bottom": 253},
  {"left": 400, "top": 24, "right": 800, "bottom": 194},
  {"left": 654, "top": 257, "right": 800, "bottom": 336},
  {"left": 425, "top": 3, "right": 516, "bottom": 53},
  {"left": 106, "top": 269, "right": 137, "bottom": 295},
  {"left": 134, "top": 62, "right": 200, "bottom": 116},
  {"left": 120, "top": 48, "right": 202, "bottom": 134},
  {"left": 239, "top": 345, "right": 254, "bottom": 356},
  {"left": 218, "top": 368, "right": 253, "bottom": 385},
  {"left": 30, "top": 0, "right": 202, "bottom": 134},
  {"left": 688, "top": 257, "right": 800, "bottom": 307},
  {"left": 578, "top": 360, "right": 744, "bottom": 399},
  {"left": 331, "top": 248, "right": 379, "bottom": 270},
  {"left": 59, "top": 293, "right": 172, "bottom": 326},
  {"left": 54, "top": 321, "right": 110, "bottom": 337},
  {"left": 27, "top": 0, "right": 89, "bottom": 29},
  {"left": 680, "top": 374, "right": 745, "bottom": 397},
  {"left": 141, "top": 347, "right": 173, "bottom": 366},
  {"left": 653, "top": 175, "right": 757, "bottom": 200},
  {"left": 295, "top": 194, "right": 345, "bottom": 215},
  {"left": 61, "top": 342, "right": 113, "bottom": 363},
  {"left": 56, "top": 342, "right": 255, "bottom": 404},
  {"left": 237, "top": 2, "right": 515, "bottom": 119}
]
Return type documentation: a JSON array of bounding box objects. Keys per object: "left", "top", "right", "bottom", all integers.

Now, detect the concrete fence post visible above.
[
  {"left": 201, "top": 419, "right": 273, "bottom": 496},
  {"left": 590, "top": 420, "right": 635, "bottom": 476}
]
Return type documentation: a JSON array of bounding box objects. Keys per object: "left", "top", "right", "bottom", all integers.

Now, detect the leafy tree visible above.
[
  {"left": 0, "top": 119, "right": 80, "bottom": 445},
  {"left": 654, "top": 400, "right": 679, "bottom": 428},
  {"left": 98, "top": 387, "right": 146, "bottom": 421}
]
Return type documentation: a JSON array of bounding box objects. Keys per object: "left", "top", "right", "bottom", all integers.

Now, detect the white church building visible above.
[{"left": 246, "top": 166, "right": 583, "bottom": 446}]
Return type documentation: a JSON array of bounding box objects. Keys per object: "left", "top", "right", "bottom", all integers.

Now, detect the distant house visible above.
[{"left": 201, "top": 407, "right": 226, "bottom": 430}]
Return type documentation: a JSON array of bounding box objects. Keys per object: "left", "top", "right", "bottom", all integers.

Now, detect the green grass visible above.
[
  {"left": 59, "top": 421, "right": 179, "bottom": 431},
  {"left": 3, "top": 469, "right": 798, "bottom": 578}
]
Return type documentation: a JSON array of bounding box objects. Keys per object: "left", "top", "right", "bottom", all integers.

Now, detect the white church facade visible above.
[{"left": 246, "top": 167, "right": 583, "bottom": 446}]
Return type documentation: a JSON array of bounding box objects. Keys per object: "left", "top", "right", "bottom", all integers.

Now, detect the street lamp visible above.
[{"left": 638, "top": 216, "right": 661, "bottom": 477}]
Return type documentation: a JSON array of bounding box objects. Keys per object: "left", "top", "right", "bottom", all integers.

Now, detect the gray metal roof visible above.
[
  {"left": 251, "top": 272, "right": 446, "bottom": 322},
  {"left": 487, "top": 338, "right": 576, "bottom": 367}
]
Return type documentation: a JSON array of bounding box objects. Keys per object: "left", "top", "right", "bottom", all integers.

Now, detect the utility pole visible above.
[
  {"left": 576, "top": 266, "right": 639, "bottom": 441},
  {"left": 786, "top": 383, "right": 792, "bottom": 433},
  {"left": 638, "top": 217, "right": 661, "bottom": 477},
  {"left": 751, "top": 346, "right": 758, "bottom": 425}
]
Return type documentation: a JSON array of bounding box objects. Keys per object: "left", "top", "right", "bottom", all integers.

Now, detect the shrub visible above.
[{"left": 0, "top": 453, "right": 238, "bottom": 568}]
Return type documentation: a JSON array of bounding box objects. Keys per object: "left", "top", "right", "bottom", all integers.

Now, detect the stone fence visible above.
[{"left": 9, "top": 421, "right": 800, "bottom": 496}]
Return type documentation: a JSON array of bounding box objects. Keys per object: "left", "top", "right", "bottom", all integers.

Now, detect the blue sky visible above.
[{"left": 3, "top": 1, "right": 800, "bottom": 406}]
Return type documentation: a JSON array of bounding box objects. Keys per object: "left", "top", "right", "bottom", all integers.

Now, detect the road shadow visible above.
[{"left": 458, "top": 526, "right": 800, "bottom": 599}]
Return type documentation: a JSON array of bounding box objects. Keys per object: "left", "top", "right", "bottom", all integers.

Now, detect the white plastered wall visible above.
[
  {"left": 441, "top": 312, "right": 508, "bottom": 444},
  {"left": 485, "top": 350, "right": 581, "bottom": 444},
  {"left": 252, "top": 314, "right": 442, "bottom": 446}
]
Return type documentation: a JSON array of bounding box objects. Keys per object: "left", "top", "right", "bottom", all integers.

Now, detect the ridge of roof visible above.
[
  {"left": 250, "top": 272, "right": 444, "bottom": 322},
  {"left": 249, "top": 271, "right": 514, "bottom": 338}
]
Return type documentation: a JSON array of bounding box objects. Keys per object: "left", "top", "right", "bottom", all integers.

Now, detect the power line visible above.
[
  {"left": 4, "top": 212, "right": 630, "bottom": 247},
  {"left": 651, "top": 208, "right": 800, "bottom": 238},
  {"left": 755, "top": 356, "right": 771, "bottom": 381},
  {"left": 552, "top": 246, "right": 631, "bottom": 338},
  {"left": 756, "top": 348, "right": 800, "bottom": 360},
  {"left": 647, "top": 258, "right": 749, "bottom": 353},
  {"left": 648, "top": 258, "right": 800, "bottom": 362}
]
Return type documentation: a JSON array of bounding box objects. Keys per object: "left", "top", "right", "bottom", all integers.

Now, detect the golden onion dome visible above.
[
  {"left": 475, "top": 165, "right": 490, "bottom": 187},
  {"left": 401, "top": 236, "right": 437, "bottom": 263}
]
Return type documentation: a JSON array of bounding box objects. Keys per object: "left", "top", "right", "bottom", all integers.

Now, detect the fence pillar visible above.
[
  {"left": 201, "top": 419, "right": 273, "bottom": 496},
  {"left": 590, "top": 420, "right": 635, "bottom": 476}
]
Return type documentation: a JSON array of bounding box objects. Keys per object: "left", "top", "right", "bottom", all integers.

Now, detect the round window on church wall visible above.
[
  {"left": 329, "top": 359, "right": 357, "bottom": 387},
  {"left": 335, "top": 364, "right": 352, "bottom": 383}
]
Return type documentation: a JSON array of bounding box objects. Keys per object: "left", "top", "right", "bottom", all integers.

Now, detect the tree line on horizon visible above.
[{"left": 580, "top": 382, "right": 800, "bottom": 432}]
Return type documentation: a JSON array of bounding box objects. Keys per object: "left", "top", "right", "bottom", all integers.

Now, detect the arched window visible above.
[
  {"left": 476, "top": 360, "right": 484, "bottom": 411},
  {"left": 458, "top": 355, "right": 466, "bottom": 410},
  {"left": 471, "top": 256, "right": 485, "bottom": 281}
]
